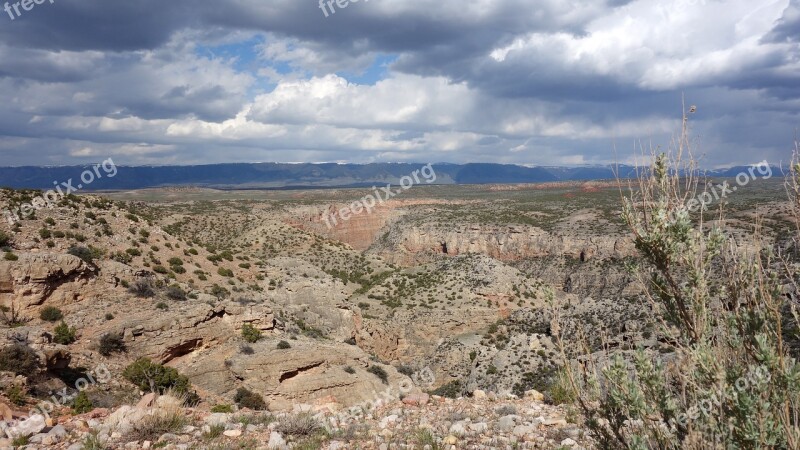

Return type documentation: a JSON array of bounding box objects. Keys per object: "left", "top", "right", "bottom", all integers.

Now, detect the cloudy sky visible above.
[{"left": 0, "top": 0, "right": 797, "bottom": 167}]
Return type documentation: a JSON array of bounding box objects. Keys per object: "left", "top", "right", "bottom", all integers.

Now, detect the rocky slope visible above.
[
  {"left": 0, "top": 185, "right": 662, "bottom": 449},
  {"left": 0, "top": 388, "right": 590, "bottom": 449}
]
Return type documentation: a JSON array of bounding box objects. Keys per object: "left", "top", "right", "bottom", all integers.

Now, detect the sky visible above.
[{"left": 0, "top": 0, "right": 797, "bottom": 167}]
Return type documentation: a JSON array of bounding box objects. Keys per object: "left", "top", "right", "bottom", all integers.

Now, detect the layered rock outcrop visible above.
[
  {"left": 0, "top": 253, "right": 93, "bottom": 309},
  {"left": 384, "top": 224, "right": 635, "bottom": 264}
]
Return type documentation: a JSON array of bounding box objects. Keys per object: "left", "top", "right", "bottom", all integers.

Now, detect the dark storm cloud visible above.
[
  {"left": 0, "top": 0, "right": 795, "bottom": 167},
  {"left": 0, "top": 0, "right": 201, "bottom": 51},
  {"left": 763, "top": 0, "right": 800, "bottom": 43}
]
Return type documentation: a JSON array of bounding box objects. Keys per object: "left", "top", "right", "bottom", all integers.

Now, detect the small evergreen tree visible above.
[{"left": 53, "top": 321, "right": 77, "bottom": 345}]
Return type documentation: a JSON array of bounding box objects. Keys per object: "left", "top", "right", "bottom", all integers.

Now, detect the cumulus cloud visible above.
[{"left": 0, "top": 0, "right": 796, "bottom": 166}]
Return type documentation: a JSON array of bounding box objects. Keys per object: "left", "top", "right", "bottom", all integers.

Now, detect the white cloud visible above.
[
  {"left": 248, "top": 74, "right": 473, "bottom": 129},
  {"left": 0, "top": 0, "right": 796, "bottom": 166},
  {"left": 489, "top": 0, "right": 792, "bottom": 90}
]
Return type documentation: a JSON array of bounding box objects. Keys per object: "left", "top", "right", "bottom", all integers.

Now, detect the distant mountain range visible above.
[{"left": 0, "top": 162, "right": 778, "bottom": 191}]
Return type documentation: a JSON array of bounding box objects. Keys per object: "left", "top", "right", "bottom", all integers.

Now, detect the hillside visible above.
[{"left": 0, "top": 176, "right": 792, "bottom": 449}]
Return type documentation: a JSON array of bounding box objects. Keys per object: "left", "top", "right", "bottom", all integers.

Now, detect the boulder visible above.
[
  {"left": 6, "top": 414, "right": 46, "bottom": 438},
  {"left": 0, "top": 253, "right": 91, "bottom": 309},
  {"left": 524, "top": 389, "right": 545, "bottom": 402},
  {"left": 43, "top": 347, "right": 72, "bottom": 370},
  {"left": 136, "top": 393, "right": 157, "bottom": 409},
  {"left": 267, "top": 431, "right": 286, "bottom": 449},
  {"left": 0, "top": 401, "right": 12, "bottom": 422}
]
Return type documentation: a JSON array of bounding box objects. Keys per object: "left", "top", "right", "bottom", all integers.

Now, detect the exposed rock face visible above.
[
  {"left": 221, "top": 341, "right": 408, "bottom": 411},
  {"left": 119, "top": 302, "right": 273, "bottom": 365},
  {"left": 285, "top": 200, "right": 470, "bottom": 252},
  {"left": 0, "top": 253, "right": 93, "bottom": 309},
  {"left": 267, "top": 257, "right": 357, "bottom": 341},
  {"left": 285, "top": 203, "right": 401, "bottom": 251},
  {"left": 111, "top": 298, "right": 405, "bottom": 410},
  {"left": 97, "top": 260, "right": 147, "bottom": 288},
  {"left": 169, "top": 334, "right": 409, "bottom": 411},
  {"left": 42, "top": 347, "right": 72, "bottom": 370},
  {"left": 355, "top": 308, "right": 500, "bottom": 363},
  {"left": 513, "top": 255, "right": 642, "bottom": 298},
  {"left": 382, "top": 224, "right": 635, "bottom": 264}
]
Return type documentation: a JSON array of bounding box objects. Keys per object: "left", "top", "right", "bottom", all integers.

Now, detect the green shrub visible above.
[
  {"left": 155, "top": 302, "right": 168, "bottom": 310},
  {"left": 3, "top": 252, "right": 18, "bottom": 261},
  {"left": 412, "top": 428, "right": 439, "bottom": 449},
  {"left": 218, "top": 267, "right": 234, "bottom": 277},
  {"left": 344, "top": 366, "right": 355, "bottom": 374},
  {"left": 210, "top": 284, "right": 229, "bottom": 299},
  {"left": 110, "top": 251, "right": 132, "bottom": 264},
  {"left": 241, "top": 324, "right": 262, "bottom": 343},
  {"left": 233, "top": 387, "right": 267, "bottom": 410},
  {"left": 560, "top": 146, "right": 800, "bottom": 449},
  {"left": 203, "top": 423, "right": 225, "bottom": 439},
  {"left": 152, "top": 265, "right": 168, "bottom": 274},
  {"left": 0, "top": 345, "right": 40, "bottom": 375},
  {"left": 53, "top": 321, "right": 77, "bottom": 345},
  {"left": 67, "top": 245, "right": 102, "bottom": 264},
  {"left": 511, "top": 367, "right": 556, "bottom": 399},
  {"left": 165, "top": 285, "right": 186, "bottom": 301},
  {"left": 396, "top": 365, "right": 414, "bottom": 377},
  {"left": 125, "top": 402, "right": 187, "bottom": 442},
  {"left": 122, "top": 358, "right": 191, "bottom": 394},
  {"left": 277, "top": 340, "right": 291, "bottom": 349},
  {"left": 98, "top": 332, "right": 126, "bottom": 356},
  {"left": 429, "top": 380, "right": 463, "bottom": 399},
  {"left": 0, "top": 231, "right": 9, "bottom": 247},
  {"left": 80, "top": 430, "right": 105, "bottom": 450},
  {"left": 5, "top": 385, "right": 25, "bottom": 406},
  {"left": 72, "top": 390, "right": 93, "bottom": 414},
  {"left": 547, "top": 369, "right": 576, "bottom": 405},
  {"left": 128, "top": 279, "right": 155, "bottom": 298},
  {"left": 211, "top": 404, "right": 233, "bottom": 413},
  {"left": 275, "top": 413, "right": 320, "bottom": 437},
  {"left": 168, "top": 257, "right": 183, "bottom": 266},
  {"left": 40, "top": 306, "right": 63, "bottom": 322},
  {"left": 367, "top": 365, "right": 388, "bottom": 384}
]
